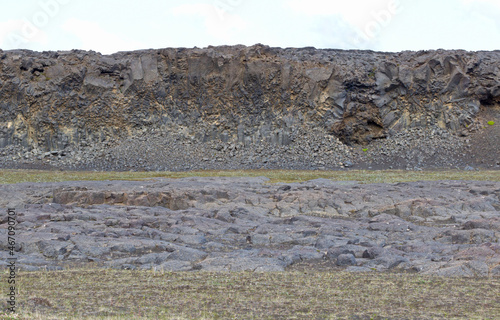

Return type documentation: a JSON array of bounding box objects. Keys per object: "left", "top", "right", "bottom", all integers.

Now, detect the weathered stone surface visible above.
[
  {"left": 336, "top": 254, "right": 357, "bottom": 266},
  {"left": 0, "top": 45, "right": 499, "bottom": 171},
  {"left": 0, "top": 177, "right": 499, "bottom": 276},
  {"left": 155, "top": 260, "right": 192, "bottom": 272}
]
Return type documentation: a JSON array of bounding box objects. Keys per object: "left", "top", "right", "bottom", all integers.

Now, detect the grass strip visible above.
[
  {"left": 1, "top": 169, "right": 500, "bottom": 184},
  {"left": 1, "top": 269, "right": 499, "bottom": 319}
]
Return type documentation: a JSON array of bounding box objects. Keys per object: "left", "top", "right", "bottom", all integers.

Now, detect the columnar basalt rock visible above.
[
  {"left": 1, "top": 45, "right": 499, "bottom": 149},
  {"left": 1, "top": 45, "right": 499, "bottom": 170}
]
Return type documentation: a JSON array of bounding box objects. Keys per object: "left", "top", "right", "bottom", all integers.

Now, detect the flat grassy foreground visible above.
[
  {"left": 1, "top": 169, "right": 500, "bottom": 184},
  {"left": 1, "top": 269, "right": 499, "bottom": 319}
]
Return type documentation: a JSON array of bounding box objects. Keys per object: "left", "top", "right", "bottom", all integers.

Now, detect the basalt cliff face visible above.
[{"left": 0, "top": 45, "right": 499, "bottom": 170}]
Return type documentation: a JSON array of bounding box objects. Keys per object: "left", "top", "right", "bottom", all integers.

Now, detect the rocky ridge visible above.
[{"left": 1, "top": 45, "right": 499, "bottom": 170}]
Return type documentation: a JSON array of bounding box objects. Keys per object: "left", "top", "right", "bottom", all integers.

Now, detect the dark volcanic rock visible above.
[
  {"left": 336, "top": 254, "right": 357, "bottom": 266},
  {"left": 0, "top": 45, "right": 499, "bottom": 170},
  {"left": 1, "top": 177, "right": 499, "bottom": 276}
]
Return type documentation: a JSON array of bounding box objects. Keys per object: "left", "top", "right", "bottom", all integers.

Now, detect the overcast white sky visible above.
[{"left": 0, "top": 0, "right": 499, "bottom": 54}]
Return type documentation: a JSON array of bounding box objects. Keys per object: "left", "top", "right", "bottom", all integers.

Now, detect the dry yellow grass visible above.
[
  {"left": 1, "top": 168, "right": 500, "bottom": 184},
  {"left": 1, "top": 269, "right": 499, "bottom": 319}
]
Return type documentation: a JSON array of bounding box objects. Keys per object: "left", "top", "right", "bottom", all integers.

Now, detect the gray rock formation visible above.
[
  {"left": 0, "top": 45, "right": 499, "bottom": 170},
  {"left": 1, "top": 177, "right": 499, "bottom": 276}
]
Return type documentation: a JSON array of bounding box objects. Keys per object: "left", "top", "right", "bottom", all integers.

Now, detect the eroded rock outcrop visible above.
[
  {"left": 1, "top": 177, "right": 499, "bottom": 276},
  {"left": 1, "top": 45, "right": 499, "bottom": 152}
]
